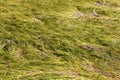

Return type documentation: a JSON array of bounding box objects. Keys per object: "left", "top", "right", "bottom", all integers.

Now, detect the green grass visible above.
[{"left": 0, "top": 0, "right": 120, "bottom": 79}]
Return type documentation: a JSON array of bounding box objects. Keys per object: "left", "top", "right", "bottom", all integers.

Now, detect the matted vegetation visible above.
[{"left": 0, "top": 0, "right": 120, "bottom": 79}]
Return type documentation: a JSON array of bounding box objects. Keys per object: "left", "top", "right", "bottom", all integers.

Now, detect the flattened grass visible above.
[{"left": 0, "top": 0, "right": 120, "bottom": 79}]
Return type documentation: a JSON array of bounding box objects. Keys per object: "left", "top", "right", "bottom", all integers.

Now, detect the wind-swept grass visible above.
[{"left": 0, "top": 0, "right": 120, "bottom": 79}]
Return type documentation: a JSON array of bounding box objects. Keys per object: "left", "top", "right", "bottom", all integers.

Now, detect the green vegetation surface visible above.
[{"left": 0, "top": 0, "right": 120, "bottom": 79}]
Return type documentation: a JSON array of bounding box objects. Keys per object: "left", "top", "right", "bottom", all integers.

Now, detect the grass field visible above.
[{"left": 0, "top": 0, "right": 120, "bottom": 79}]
